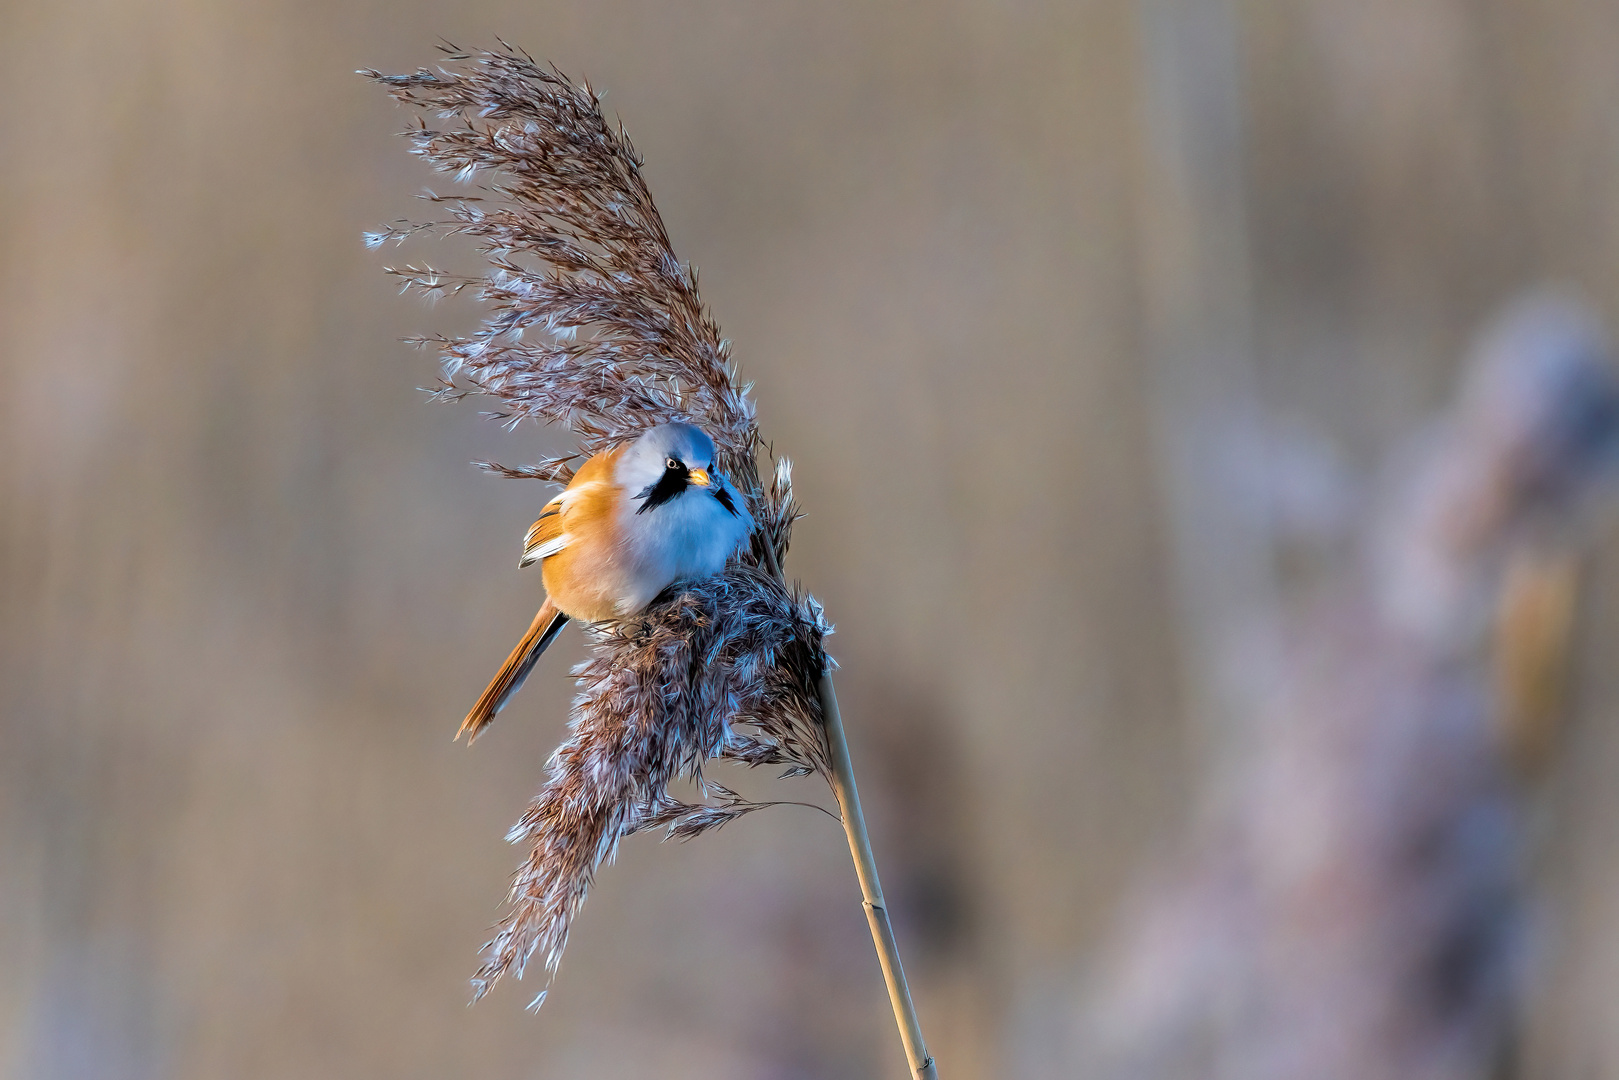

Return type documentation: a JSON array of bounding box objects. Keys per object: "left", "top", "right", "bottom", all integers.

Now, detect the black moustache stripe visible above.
[
  {"left": 712, "top": 485, "right": 739, "bottom": 517},
  {"left": 636, "top": 466, "right": 689, "bottom": 513}
]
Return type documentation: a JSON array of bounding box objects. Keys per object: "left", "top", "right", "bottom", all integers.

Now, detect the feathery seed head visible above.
[{"left": 365, "top": 44, "right": 825, "bottom": 1004}]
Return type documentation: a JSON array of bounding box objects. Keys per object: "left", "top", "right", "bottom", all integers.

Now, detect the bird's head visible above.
[{"left": 620, "top": 422, "right": 743, "bottom": 517}]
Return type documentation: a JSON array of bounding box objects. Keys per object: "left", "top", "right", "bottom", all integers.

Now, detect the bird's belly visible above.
[
  {"left": 541, "top": 542, "right": 640, "bottom": 623},
  {"left": 618, "top": 494, "right": 744, "bottom": 612}
]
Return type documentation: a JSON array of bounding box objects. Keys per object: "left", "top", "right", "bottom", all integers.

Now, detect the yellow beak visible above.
[{"left": 688, "top": 467, "right": 712, "bottom": 487}]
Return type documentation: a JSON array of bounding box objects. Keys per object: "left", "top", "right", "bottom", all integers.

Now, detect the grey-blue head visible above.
[{"left": 617, "top": 422, "right": 743, "bottom": 518}]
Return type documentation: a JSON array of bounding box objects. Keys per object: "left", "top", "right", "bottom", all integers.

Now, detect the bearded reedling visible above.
[{"left": 460, "top": 422, "right": 752, "bottom": 742}]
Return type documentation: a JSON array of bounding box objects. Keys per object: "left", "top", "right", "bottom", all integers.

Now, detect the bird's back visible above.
[{"left": 536, "top": 449, "right": 631, "bottom": 622}]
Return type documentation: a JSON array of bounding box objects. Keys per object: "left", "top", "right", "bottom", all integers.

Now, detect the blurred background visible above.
[{"left": 7, "top": 0, "right": 1619, "bottom": 1077}]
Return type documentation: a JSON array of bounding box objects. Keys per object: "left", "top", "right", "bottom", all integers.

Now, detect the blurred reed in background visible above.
[{"left": 1068, "top": 293, "right": 1619, "bottom": 1080}]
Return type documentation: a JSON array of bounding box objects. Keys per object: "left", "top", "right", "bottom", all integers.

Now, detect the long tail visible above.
[{"left": 458, "top": 598, "right": 570, "bottom": 744}]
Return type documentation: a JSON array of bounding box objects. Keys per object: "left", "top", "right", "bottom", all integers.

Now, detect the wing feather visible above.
[
  {"left": 517, "top": 448, "right": 619, "bottom": 569},
  {"left": 521, "top": 499, "right": 568, "bottom": 567}
]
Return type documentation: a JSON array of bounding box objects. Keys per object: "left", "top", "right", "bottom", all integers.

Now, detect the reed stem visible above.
[
  {"left": 758, "top": 534, "right": 935, "bottom": 1077},
  {"left": 818, "top": 671, "right": 938, "bottom": 1079}
]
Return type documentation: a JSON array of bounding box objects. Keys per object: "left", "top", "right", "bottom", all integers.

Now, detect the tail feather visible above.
[{"left": 459, "top": 598, "right": 570, "bottom": 743}]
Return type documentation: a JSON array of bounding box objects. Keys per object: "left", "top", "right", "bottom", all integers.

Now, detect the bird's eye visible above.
[{"left": 666, "top": 457, "right": 680, "bottom": 471}]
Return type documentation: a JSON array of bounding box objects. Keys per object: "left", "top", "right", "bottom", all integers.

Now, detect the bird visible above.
[{"left": 459, "top": 421, "right": 754, "bottom": 743}]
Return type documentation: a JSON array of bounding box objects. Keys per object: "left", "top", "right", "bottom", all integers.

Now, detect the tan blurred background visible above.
[{"left": 6, "top": 0, "right": 1619, "bottom": 1077}]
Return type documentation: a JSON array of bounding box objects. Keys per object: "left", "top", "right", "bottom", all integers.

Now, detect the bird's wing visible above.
[
  {"left": 520, "top": 496, "right": 569, "bottom": 566},
  {"left": 518, "top": 449, "right": 619, "bottom": 568}
]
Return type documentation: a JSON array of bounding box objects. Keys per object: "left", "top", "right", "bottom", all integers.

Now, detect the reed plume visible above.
[
  {"left": 363, "top": 44, "right": 935, "bottom": 1076},
  {"left": 1073, "top": 292, "right": 1619, "bottom": 1080}
]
